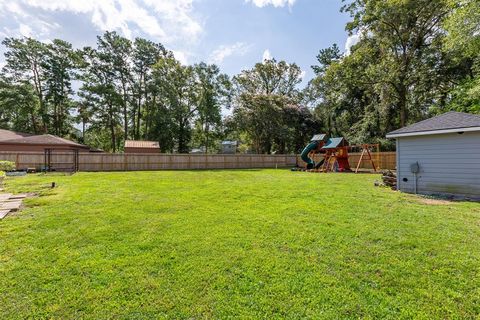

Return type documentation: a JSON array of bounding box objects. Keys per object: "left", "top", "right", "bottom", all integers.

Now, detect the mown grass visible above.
[{"left": 0, "top": 170, "right": 479, "bottom": 319}]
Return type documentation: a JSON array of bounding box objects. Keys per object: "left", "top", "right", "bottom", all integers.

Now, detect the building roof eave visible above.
[{"left": 386, "top": 126, "right": 480, "bottom": 138}]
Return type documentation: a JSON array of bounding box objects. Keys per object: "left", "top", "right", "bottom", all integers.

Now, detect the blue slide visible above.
[{"left": 300, "top": 141, "right": 319, "bottom": 169}]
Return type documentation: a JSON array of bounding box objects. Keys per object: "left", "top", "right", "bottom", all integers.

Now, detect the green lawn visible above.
[{"left": 0, "top": 170, "right": 479, "bottom": 319}]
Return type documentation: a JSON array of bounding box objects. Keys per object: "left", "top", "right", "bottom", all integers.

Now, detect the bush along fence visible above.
[{"left": 0, "top": 151, "right": 396, "bottom": 172}]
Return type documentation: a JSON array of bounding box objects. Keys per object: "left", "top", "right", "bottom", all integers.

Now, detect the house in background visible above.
[
  {"left": 124, "top": 140, "right": 160, "bottom": 154},
  {"left": 221, "top": 141, "right": 238, "bottom": 154},
  {"left": 190, "top": 146, "right": 206, "bottom": 154},
  {"left": 387, "top": 111, "right": 480, "bottom": 200},
  {"left": 0, "top": 129, "right": 91, "bottom": 152}
]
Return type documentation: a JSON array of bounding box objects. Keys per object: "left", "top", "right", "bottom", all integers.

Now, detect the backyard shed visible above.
[
  {"left": 0, "top": 129, "right": 90, "bottom": 152},
  {"left": 221, "top": 141, "right": 238, "bottom": 154},
  {"left": 386, "top": 111, "right": 480, "bottom": 200},
  {"left": 124, "top": 140, "right": 160, "bottom": 154}
]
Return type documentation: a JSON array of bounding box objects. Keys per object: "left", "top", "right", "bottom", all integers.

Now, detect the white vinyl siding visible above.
[{"left": 397, "top": 131, "right": 480, "bottom": 199}]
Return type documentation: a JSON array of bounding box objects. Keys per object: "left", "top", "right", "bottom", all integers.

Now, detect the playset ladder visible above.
[{"left": 320, "top": 152, "right": 337, "bottom": 172}]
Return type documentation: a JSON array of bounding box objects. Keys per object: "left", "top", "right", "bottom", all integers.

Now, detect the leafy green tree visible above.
[
  {"left": 233, "top": 59, "right": 307, "bottom": 153},
  {"left": 442, "top": 0, "right": 480, "bottom": 113},
  {"left": 2, "top": 37, "right": 49, "bottom": 133},
  {"left": 306, "top": 44, "right": 348, "bottom": 137},
  {"left": 312, "top": 44, "right": 342, "bottom": 76},
  {"left": 1, "top": 37, "right": 79, "bottom": 136},
  {"left": 342, "top": 0, "right": 450, "bottom": 127},
  {"left": 44, "top": 39, "right": 79, "bottom": 136},
  {"left": 444, "top": 0, "right": 480, "bottom": 57},
  {"left": 75, "top": 100, "right": 94, "bottom": 144},
  {"left": 0, "top": 79, "right": 40, "bottom": 132},
  {"left": 132, "top": 38, "right": 167, "bottom": 139},
  {"left": 307, "top": 0, "right": 467, "bottom": 151},
  {"left": 79, "top": 47, "right": 123, "bottom": 152},
  {"left": 192, "top": 63, "right": 231, "bottom": 153},
  {"left": 97, "top": 32, "right": 133, "bottom": 141},
  {"left": 152, "top": 56, "right": 197, "bottom": 153}
]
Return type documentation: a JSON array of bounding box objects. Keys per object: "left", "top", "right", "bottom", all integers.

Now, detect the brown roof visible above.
[
  {"left": 125, "top": 140, "right": 160, "bottom": 149},
  {"left": 0, "top": 130, "right": 89, "bottom": 149},
  {"left": 0, "top": 129, "right": 35, "bottom": 141}
]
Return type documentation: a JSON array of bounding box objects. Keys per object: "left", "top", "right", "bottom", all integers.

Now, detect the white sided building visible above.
[{"left": 386, "top": 111, "right": 480, "bottom": 200}]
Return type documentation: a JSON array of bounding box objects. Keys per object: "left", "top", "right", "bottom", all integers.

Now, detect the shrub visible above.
[{"left": 0, "top": 161, "right": 16, "bottom": 172}]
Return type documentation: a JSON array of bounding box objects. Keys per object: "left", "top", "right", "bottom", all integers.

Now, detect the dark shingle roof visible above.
[
  {"left": 0, "top": 132, "right": 89, "bottom": 149},
  {"left": 387, "top": 112, "right": 480, "bottom": 137}
]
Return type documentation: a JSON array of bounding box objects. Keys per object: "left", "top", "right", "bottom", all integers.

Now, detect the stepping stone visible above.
[
  {"left": 4, "top": 199, "right": 23, "bottom": 203},
  {"left": 1, "top": 201, "right": 22, "bottom": 211},
  {"left": 0, "top": 194, "right": 12, "bottom": 201},
  {"left": 9, "top": 194, "right": 27, "bottom": 200},
  {"left": 0, "top": 193, "right": 28, "bottom": 219},
  {"left": 0, "top": 210, "right": 10, "bottom": 219}
]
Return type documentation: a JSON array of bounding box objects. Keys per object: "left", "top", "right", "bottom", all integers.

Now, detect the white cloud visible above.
[
  {"left": 246, "top": 0, "right": 296, "bottom": 8},
  {"left": 0, "top": 1, "right": 60, "bottom": 39},
  {"left": 262, "top": 49, "right": 272, "bottom": 61},
  {"left": 209, "top": 42, "right": 251, "bottom": 65},
  {"left": 144, "top": 0, "right": 202, "bottom": 42},
  {"left": 1, "top": 0, "right": 202, "bottom": 44},
  {"left": 172, "top": 50, "right": 189, "bottom": 65},
  {"left": 300, "top": 70, "right": 306, "bottom": 80},
  {"left": 18, "top": 24, "right": 33, "bottom": 37},
  {"left": 4, "top": 2, "right": 27, "bottom": 16},
  {"left": 345, "top": 33, "right": 360, "bottom": 55}
]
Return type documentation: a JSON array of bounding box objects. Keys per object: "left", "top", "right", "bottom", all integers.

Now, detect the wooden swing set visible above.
[
  {"left": 298, "top": 133, "right": 381, "bottom": 174},
  {"left": 351, "top": 143, "right": 380, "bottom": 173},
  {"left": 311, "top": 143, "right": 380, "bottom": 173}
]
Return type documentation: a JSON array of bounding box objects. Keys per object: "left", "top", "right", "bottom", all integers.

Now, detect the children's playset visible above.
[{"left": 295, "top": 134, "right": 379, "bottom": 173}]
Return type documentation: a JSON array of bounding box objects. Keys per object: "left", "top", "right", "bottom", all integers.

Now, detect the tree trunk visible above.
[
  {"left": 143, "top": 76, "right": 149, "bottom": 140},
  {"left": 108, "top": 103, "right": 117, "bottom": 153},
  {"left": 82, "top": 121, "right": 86, "bottom": 143},
  {"left": 278, "top": 140, "right": 286, "bottom": 154},
  {"left": 110, "top": 122, "right": 116, "bottom": 153},
  {"left": 136, "top": 73, "right": 146, "bottom": 140},
  {"left": 123, "top": 102, "right": 128, "bottom": 141},
  {"left": 179, "top": 127, "right": 185, "bottom": 153},
  {"left": 136, "top": 102, "right": 141, "bottom": 140},
  {"left": 122, "top": 82, "right": 128, "bottom": 141},
  {"left": 178, "top": 119, "right": 189, "bottom": 154},
  {"left": 31, "top": 61, "right": 47, "bottom": 133},
  {"left": 30, "top": 112, "right": 39, "bottom": 134},
  {"left": 205, "top": 123, "right": 210, "bottom": 154},
  {"left": 398, "top": 83, "right": 407, "bottom": 127}
]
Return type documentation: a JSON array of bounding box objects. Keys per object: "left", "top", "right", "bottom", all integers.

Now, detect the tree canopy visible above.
[{"left": 0, "top": 1, "right": 478, "bottom": 153}]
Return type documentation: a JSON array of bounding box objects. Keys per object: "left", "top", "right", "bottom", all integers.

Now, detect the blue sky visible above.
[{"left": 0, "top": 0, "right": 356, "bottom": 83}]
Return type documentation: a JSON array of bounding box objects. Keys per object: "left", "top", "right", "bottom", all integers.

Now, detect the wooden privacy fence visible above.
[
  {"left": 0, "top": 152, "right": 297, "bottom": 171},
  {"left": 0, "top": 151, "right": 396, "bottom": 172}
]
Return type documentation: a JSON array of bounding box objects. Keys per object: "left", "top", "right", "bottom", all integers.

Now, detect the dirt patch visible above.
[{"left": 416, "top": 197, "right": 454, "bottom": 205}]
